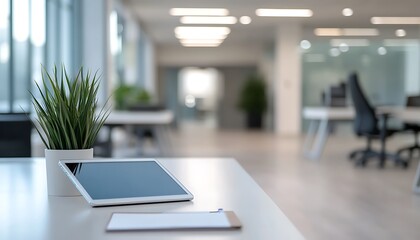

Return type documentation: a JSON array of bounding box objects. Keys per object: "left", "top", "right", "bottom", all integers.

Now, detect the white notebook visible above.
[{"left": 106, "top": 210, "right": 241, "bottom": 231}]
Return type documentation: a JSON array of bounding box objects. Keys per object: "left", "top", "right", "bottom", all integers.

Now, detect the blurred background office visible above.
[{"left": 1, "top": 0, "right": 420, "bottom": 239}]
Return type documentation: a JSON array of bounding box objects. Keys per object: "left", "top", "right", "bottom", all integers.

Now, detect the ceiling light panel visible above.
[
  {"left": 180, "top": 16, "right": 237, "bottom": 25},
  {"left": 170, "top": 8, "right": 229, "bottom": 16},
  {"left": 314, "top": 28, "right": 379, "bottom": 36},
  {"left": 181, "top": 43, "right": 221, "bottom": 47},
  {"left": 342, "top": 28, "right": 379, "bottom": 36},
  {"left": 256, "top": 9, "right": 313, "bottom": 17},
  {"left": 180, "top": 39, "right": 224, "bottom": 44},
  {"left": 314, "top": 28, "right": 342, "bottom": 36},
  {"left": 371, "top": 17, "right": 420, "bottom": 24},
  {"left": 175, "top": 26, "right": 230, "bottom": 39}
]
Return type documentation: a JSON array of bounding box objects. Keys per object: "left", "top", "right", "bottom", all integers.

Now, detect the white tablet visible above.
[{"left": 58, "top": 159, "right": 194, "bottom": 207}]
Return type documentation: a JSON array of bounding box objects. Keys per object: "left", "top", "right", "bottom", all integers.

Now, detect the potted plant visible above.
[
  {"left": 31, "top": 66, "right": 109, "bottom": 196},
  {"left": 238, "top": 74, "right": 267, "bottom": 129},
  {"left": 114, "top": 84, "right": 151, "bottom": 110}
]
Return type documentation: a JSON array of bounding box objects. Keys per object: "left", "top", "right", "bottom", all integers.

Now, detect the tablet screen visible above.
[{"left": 64, "top": 161, "right": 188, "bottom": 200}]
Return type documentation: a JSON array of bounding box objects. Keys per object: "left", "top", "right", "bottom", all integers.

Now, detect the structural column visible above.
[
  {"left": 274, "top": 23, "right": 302, "bottom": 135},
  {"left": 80, "top": 0, "right": 112, "bottom": 104}
]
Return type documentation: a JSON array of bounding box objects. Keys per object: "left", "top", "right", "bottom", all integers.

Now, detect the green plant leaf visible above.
[{"left": 29, "top": 65, "right": 109, "bottom": 150}]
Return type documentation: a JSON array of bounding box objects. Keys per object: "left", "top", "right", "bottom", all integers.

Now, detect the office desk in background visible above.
[
  {"left": 100, "top": 110, "right": 174, "bottom": 157},
  {"left": 302, "top": 107, "right": 354, "bottom": 160},
  {"left": 0, "top": 158, "right": 304, "bottom": 240},
  {"left": 302, "top": 106, "right": 420, "bottom": 160},
  {"left": 303, "top": 106, "right": 420, "bottom": 193}
]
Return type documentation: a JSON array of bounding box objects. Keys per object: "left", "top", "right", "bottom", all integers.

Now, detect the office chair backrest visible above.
[
  {"left": 0, "top": 113, "right": 32, "bottom": 157},
  {"left": 406, "top": 95, "right": 420, "bottom": 107},
  {"left": 348, "top": 73, "right": 379, "bottom": 136}
]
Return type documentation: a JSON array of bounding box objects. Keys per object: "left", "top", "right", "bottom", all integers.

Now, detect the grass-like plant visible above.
[{"left": 30, "top": 66, "right": 110, "bottom": 150}]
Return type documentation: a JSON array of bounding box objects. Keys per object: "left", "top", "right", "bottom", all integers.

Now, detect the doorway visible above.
[{"left": 178, "top": 67, "right": 223, "bottom": 130}]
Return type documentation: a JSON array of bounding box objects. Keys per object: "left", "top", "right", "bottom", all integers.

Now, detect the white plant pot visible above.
[{"left": 45, "top": 148, "right": 93, "bottom": 196}]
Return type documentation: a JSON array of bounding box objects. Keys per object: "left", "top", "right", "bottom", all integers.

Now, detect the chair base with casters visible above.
[
  {"left": 349, "top": 131, "right": 408, "bottom": 168},
  {"left": 396, "top": 123, "right": 420, "bottom": 161}
]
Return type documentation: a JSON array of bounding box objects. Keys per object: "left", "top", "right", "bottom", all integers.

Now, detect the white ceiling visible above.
[{"left": 122, "top": 0, "right": 420, "bottom": 46}]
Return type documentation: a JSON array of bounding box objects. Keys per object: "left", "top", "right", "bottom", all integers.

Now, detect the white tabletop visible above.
[
  {"left": 302, "top": 107, "right": 354, "bottom": 120},
  {"left": 0, "top": 158, "right": 304, "bottom": 240},
  {"left": 105, "top": 110, "right": 174, "bottom": 125},
  {"left": 302, "top": 106, "right": 420, "bottom": 122}
]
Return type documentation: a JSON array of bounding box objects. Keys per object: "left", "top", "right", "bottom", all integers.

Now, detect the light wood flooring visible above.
[{"left": 162, "top": 126, "right": 420, "bottom": 240}]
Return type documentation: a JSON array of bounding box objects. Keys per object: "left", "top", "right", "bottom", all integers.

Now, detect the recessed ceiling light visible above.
[
  {"left": 170, "top": 8, "right": 229, "bottom": 16},
  {"left": 339, "top": 43, "right": 349, "bottom": 52},
  {"left": 239, "top": 16, "right": 252, "bottom": 24},
  {"left": 314, "top": 28, "right": 379, "bottom": 36},
  {"left": 180, "top": 16, "right": 237, "bottom": 25},
  {"left": 377, "top": 47, "right": 387, "bottom": 55},
  {"left": 342, "top": 8, "right": 353, "bottom": 17},
  {"left": 300, "top": 40, "right": 311, "bottom": 49},
  {"left": 256, "top": 9, "right": 313, "bottom": 17},
  {"left": 371, "top": 17, "right": 420, "bottom": 24},
  {"left": 395, "top": 29, "right": 406, "bottom": 37}
]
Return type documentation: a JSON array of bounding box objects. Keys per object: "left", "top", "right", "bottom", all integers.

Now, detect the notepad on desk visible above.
[{"left": 106, "top": 209, "right": 241, "bottom": 231}]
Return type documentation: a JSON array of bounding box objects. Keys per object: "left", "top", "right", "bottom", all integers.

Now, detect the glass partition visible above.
[
  {"left": 0, "top": 0, "right": 10, "bottom": 112},
  {"left": 0, "top": 0, "right": 78, "bottom": 113},
  {"left": 301, "top": 38, "right": 420, "bottom": 130}
]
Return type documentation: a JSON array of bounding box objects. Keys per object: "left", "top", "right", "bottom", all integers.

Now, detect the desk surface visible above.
[
  {"left": 302, "top": 107, "right": 354, "bottom": 120},
  {"left": 303, "top": 106, "right": 420, "bottom": 122},
  {"left": 0, "top": 158, "right": 304, "bottom": 240},
  {"left": 105, "top": 110, "right": 174, "bottom": 125}
]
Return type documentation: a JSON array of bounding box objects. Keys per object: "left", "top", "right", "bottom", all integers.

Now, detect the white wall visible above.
[
  {"left": 157, "top": 43, "right": 263, "bottom": 67},
  {"left": 274, "top": 24, "right": 302, "bottom": 135},
  {"left": 143, "top": 35, "right": 156, "bottom": 97}
]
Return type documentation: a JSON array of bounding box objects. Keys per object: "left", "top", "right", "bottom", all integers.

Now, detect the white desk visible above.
[
  {"left": 102, "top": 110, "right": 174, "bottom": 156},
  {"left": 302, "top": 107, "right": 354, "bottom": 160},
  {"left": 302, "top": 106, "right": 420, "bottom": 160},
  {"left": 105, "top": 110, "right": 174, "bottom": 125},
  {"left": 303, "top": 106, "right": 420, "bottom": 193},
  {"left": 0, "top": 158, "right": 304, "bottom": 240}
]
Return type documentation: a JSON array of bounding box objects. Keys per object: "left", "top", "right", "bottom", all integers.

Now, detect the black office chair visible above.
[
  {"left": 322, "top": 82, "right": 347, "bottom": 107},
  {"left": 0, "top": 113, "right": 32, "bottom": 157},
  {"left": 397, "top": 95, "right": 420, "bottom": 160},
  {"left": 348, "top": 72, "right": 406, "bottom": 168}
]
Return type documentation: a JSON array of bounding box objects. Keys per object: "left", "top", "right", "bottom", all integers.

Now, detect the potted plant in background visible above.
[
  {"left": 114, "top": 84, "right": 151, "bottom": 110},
  {"left": 238, "top": 74, "right": 267, "bottom": 129},
  {"left": 31, "top": 66, "right": 109, "bottom": 196}
]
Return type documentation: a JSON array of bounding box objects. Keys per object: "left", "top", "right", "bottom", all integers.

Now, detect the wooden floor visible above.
[{"left": 164, "top": 126, "right": 420, "bottom": 240}]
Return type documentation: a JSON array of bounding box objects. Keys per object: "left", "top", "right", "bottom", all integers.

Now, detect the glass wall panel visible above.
[
  {"left": 30, "top": 0, "right": 46, "bottom": 99},
  {"left": 12, "top": 0, "right": 30, "bottom": 112},
  {"left": 0, "top": 0, "right": 76, "bottom": 113},
  {"left": 46, "top": 0, "right": 57, "bottom": 70},
  {"left": 61, "top": 0, "right": 72, "bottom": 74},
  {"left": 0, "top": 0, "right": 10, "bottom": 112},
  {"left": 301, "top": 39, "right": 420, "bottom": 130}
]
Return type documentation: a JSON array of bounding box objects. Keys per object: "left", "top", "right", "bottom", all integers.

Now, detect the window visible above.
[{"left": 0, "top": 0, "right": 78, "bottom": 113}]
